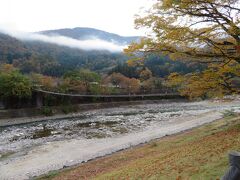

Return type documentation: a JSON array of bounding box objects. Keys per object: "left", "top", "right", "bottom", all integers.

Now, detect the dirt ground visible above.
[{"left": 38, "top": 114, "right": 240, "bottom": 180}]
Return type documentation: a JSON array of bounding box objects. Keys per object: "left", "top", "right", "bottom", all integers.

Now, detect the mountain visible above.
[
  {"left": 0, "top": 33, "right": 31, "bottom": 64},
  {"left": 0, "top": 27, "right": 142, "bottom": 76},
  {"left": 39, "top": 27, "right": 140, "bottom": 45},
  {"left": 0, "top": 27, "right": 202, "bottom": 78},
  {"left": 0, "top": 32, "right": 128, "bottom": 76}
]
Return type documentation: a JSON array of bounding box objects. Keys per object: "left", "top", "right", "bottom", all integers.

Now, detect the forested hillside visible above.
[
  {"left": 0, "top": 33, "right": 128, "bottom": 76},
  {"left": 0, "top": 31, "right": 203, "bottom": 78}
]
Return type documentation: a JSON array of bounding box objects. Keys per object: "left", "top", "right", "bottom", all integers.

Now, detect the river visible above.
[{"left": 0, "top": 99, "right": 240, "bottom": 179}]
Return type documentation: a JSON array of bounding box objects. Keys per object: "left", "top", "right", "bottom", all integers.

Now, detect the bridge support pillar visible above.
[{"left": 36, "top": 92, "right": 43, "bottom": 108}]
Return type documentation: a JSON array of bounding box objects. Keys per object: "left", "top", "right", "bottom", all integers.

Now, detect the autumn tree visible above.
[
  {"left": 107, "top": 73, "right": 128, "bottom": 87},
  {"left": 167, "top": 62, "right": 240, "bottom": 99},
  {"left": 139, "top": 68, "right": 153, "bottom": 81},
  {"left": 60, "top": 78, "right": 87, "bottom": 93},
  {"left": 125, "top": 78, "right": 141, "bottom": 93},
  {"left": 0, "top": 64, "right": 16, "bottom": 73},
  {"left": 142, "top": 78, "right": 155, "bottom": 92},
  {"left": 142, "top": 77, "right": 161, "bottom": 92},
  {"left": 63, "top": 69, "right": 101, "bottom": 93},
  {"left": 0, "top": 64, "right": 32, "bottom": 99},
  {"left": 125, "top": 0, "right": 240, "bottom": 98},
  {"left": 106, "top": 73, "right": 141, "bottom": 93},
  {"left": 30, "top": 73, "right": 56, "bottom": 90},
  {"left": 64, "top": 69, "right": 100, "bottom": 84}
]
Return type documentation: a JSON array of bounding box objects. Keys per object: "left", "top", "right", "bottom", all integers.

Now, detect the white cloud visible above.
[
  {"left": 0, "top": 0, "right": 154, "bottom": 36},
  {"left": 0, "top": 27, "right": 127, "bottom": 52}
]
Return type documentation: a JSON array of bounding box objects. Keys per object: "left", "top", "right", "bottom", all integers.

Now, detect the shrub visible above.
[
  {"left": 41, "top": 106, "right": 53, "bottom": 116},
  {"left": 61, "top": 105, "right": 78, "bottom": 114}
]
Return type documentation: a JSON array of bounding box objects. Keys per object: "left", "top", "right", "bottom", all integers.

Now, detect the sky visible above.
[{"left": 0, "top": 0, "right": 154, "bottom": 36}]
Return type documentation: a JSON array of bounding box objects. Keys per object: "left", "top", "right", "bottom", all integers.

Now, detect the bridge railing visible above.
[
  {"left": 34, "top": 89, "right": 180, "bottom": 98},
  {"left": 34, "top": 87, "right": 178, "bottom": 97}
]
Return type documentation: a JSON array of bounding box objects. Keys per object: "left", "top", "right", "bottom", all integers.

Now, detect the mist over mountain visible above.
[
  {"left": 0, "top": 27, "right": 141, "bottom": 52},
  {"left": 0, "top": 30, "right": 128, "bottom": 76},
  {"left": 0, "top": 27, "right": 200, "bottom": 78},
  {"left": 39, "top": 27, "right": 141, "bottom": 45}
]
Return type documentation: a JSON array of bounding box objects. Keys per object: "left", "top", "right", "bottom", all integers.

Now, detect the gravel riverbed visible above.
[{"left": 0, "top": 100, "right": 240, "bottom": 179}]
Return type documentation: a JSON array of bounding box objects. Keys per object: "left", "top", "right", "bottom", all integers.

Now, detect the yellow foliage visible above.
[
  {"left": 0, "top": 64, "right": 16, "bottom": 73},
  {"left": 106, "top": 73, "right": 141, "bottom": 93},
  {"left": 127, "top": 0, "right": 240, "bottom": 63},
  {"left": 30, "top": 73, "right": 56, "bottom": 90},
  {"left": 125, "top": 0, "right": 240, "bottom": 98},
  {"left": 167, "top": 62, "right": 240, "bottom": 99},
  {"left": 139, "top": 68, "right": 152, "bottom": 81}
]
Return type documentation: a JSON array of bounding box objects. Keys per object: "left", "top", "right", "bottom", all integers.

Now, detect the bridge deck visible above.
[{"left": 35, "top": 89, "right": 179, "bottom": 98}]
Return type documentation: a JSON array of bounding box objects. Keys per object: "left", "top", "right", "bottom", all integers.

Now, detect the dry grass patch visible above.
[{"left": 38, "top": 115, "right": 240, "bottom": 180}]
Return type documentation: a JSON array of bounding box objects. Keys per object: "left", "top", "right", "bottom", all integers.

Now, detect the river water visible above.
[{"left": 0, "top": 100, "right": 240, "bottom": 179}]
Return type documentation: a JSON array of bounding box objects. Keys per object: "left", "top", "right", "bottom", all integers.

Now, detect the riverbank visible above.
[
  {"left": 0, "top": 99, "right": 239, "bottom": 179},
  {"left": 38, "top": 114, "right": 240, "bottom": 180},
  {"left": 0, "top": 100, "right": 184, "bottom": 127}
]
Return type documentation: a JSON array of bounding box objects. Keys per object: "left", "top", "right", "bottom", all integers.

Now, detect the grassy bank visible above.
[{"left": 38, "top": 114, "right": 240, "bottom": 180}]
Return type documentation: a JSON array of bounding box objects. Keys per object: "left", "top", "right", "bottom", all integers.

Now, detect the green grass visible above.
[{"left": 37, "top": 115, "right": 240, "bottom": 180}]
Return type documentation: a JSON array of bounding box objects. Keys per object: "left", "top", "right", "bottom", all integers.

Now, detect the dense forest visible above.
[
  {"left": 0, "top": 32, "right": 203, "bottom": 78},
  {"left": 0, "top": 33, "right": 128, "bottom": 76},
  {"left": 110, "top": 54, "right": 204, "bottom": 78},
  {"left": 0, "top": 29, "right": 207, "bottom": 108}
]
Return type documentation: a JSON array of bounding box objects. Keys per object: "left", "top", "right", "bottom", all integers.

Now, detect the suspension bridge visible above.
[{"left": 34, "top": 89, "right": 180, "bottom": 98}]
